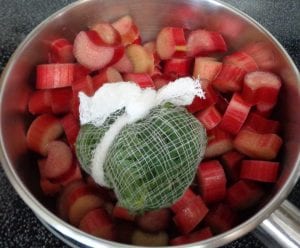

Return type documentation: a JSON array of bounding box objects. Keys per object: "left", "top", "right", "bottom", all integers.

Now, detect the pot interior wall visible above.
[{"left": 1, "top": 0, "right": 299, "bottom": 231}]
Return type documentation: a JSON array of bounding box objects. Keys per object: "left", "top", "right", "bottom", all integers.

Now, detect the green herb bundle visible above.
[{"left": 76, "top": 104, "right": 207, "bottom": 213}]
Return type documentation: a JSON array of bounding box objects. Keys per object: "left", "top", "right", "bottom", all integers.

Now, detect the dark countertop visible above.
[{"left": 0, "top": 0, "right": 299, "bottom": 247}]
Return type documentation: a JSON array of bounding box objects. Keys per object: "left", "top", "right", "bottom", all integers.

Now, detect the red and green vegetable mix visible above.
[{"left": 26, "top": 15, "right": 282, "bottom": 246}]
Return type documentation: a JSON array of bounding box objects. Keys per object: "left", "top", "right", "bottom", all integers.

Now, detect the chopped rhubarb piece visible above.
[
  {"left": 132, "top": 229, "right": 168, "bottom": 246},
  {"left": 226, "top": 180, "right": 264, "bottom": 210},
  {"left": 170, "top": 227, "right": 213, "bottom": 245},
  {"left": 28, "top": 90, "right": 52, "bottom": 115},
  {"left": 241, "top": 42, "right": 276, "bottom": 70},
  {"left": 74, "top": 64, "right": 91, "bottom": 81},
  {"left": 96, "top": 34, "right": 125, "bottom": 67},
  {"left": 91, "top": 22, "right": 121, "bottom": 46},
  {"left": 60, "top": 113, "right": 80, "bottom": 146},
  {"left": 204, "top": 203, "right": 237, "bottom": 233},
  {"left": 73, "top": 31, "right": 124, "bottom": 71},
  {"left": 163, "top": 57, "right": 192, "bottom": 77},
  {"left": 72, "top": 75, "right": 94, "bottom": 97},
  {"left": 150, "top": 66, "right": 163, "bottom": 78},
  {"left": 143, "top": 41, "right": 156, "bottom": 53},
  {"left": 112, "top": 204, "right": 136, "bottom": 221},
  {"left": 123, "top": 73, "right": 155, "bottom": 88},
  {"left": 173, "top": 196, "right": 208, "bottom": 234},
  {"left": 136, "top": 208, "right": 171, "bottom": 232},
  {"left": 84, "top": 28, "right": 111, "bottom": 45},
  {"left": 36, "top": 63, "right": 77, "bottom": 89},
  {"left": 112, "top": 52, "right": 134, "bottom": 73},
  {"left": 57, "top": 180, "right": 86, "bottom": 220},
  {"left": 38, "top": 159, "right": 82, "bottom": 193},
  {"left": 92, "top": 67, "right": 123, "bottom": 90},
  {"left": 55, "top": 162, "right": 82, "bottom": 186},
  {"left": 156, "top": 27, "right": 187, "bottom": 60},
  {"left": 215, "top": 93, "right": 229, "bottom": 114},
  {"left": 233, "top": 129, "right": 282, "bottom": 160},
  {"left": 242, "top": 71, "right": 281, "bottom": 110},
  {"left": 243, "top": 113, "right": 280, "bottom": 134},
  {"left": 187, "top": 80, "right": 218, "bottom": 113},
  {"left": 143, "top": 41, "right": 161, "bottom": 65},
  {"left": 26, "top": 114, "right": 64, "bottom": 155},
  {"left": 125, "top": 44, "right": 154, "bottom": 74},
  {"left": 38, "top": 159, "right": 62, "bottom": 195},
  {"left": 71, "top": 97, "right": 80, "bottom": 121},
  {"left": 205, "top": 128, "right": 233, "bottom": 158},
  {"left": 187, "top": 97, "right": 204, "bottom": 114},
  {"left": 79, "top": 208, "right": 115, "bottom": 240},
  {"left": 219, "top": 93, "right": 252, "bottom": 135},
  {"left": 112, "top": 15, "right": 140, "bottom": 46},
  {"left": 187, "top": 29, "right": 227, "bottom": 57},
  {"left": 85, "top": 29, "right": 114, "bottom": 47},
  {"left": 221, "top": 150, "right": 245, "bottom": 182},
  {"left": 171, "top": 188, "right": 197, "bottom": 213},
  {"left": 240, "top": 160, "right": 279, "bottom": 183},
  {"left": 66, "top": 164, "right": 83, "bottom": 185},
  {"left": 39, "top": 155, "right": 68, "bottom": 182},
  {"left": 197, "top": 160, "right": 227, "bottom": 204},
  {"left": 28, "top": 88, "right": 73, "bottom": 115},
  {"left": 193, "top": 57, "right": 222, "bottom": 81},
  {"left": 68, "top": 185, "right": 104, "bottom": 226},
  {"left": 40, "top": 178, "right": 62, "bottom": 196},
  {"left": 152, "top": 74, "right": 171, "bottom": 89},
  {"left": 49, "top": 160, "right": 79, "bottom": 184},
  {"left": 43, "top": 140, "right": 73, "bottom": 179},
  {"left": 212, "top": 64, "right": 246, "bottom": 92},
  {"left": 133, "top": 36, "right": 142, "bottom": 45},
  {"left": 71, "top": 75, "right": 94, "bottom": 119},
  {"left": 50, "top": 87, "right": 73, "bottom": 114},
  {"left": 223, "top": 52, "right": 258, "bottom": 72},
  {"left": 256, "top": 103, "right": 275, "bottom": 117},
  {"left": 49, "top": 38, "right": 75, "bottom": 63},
  {"left": 196, "top": 105, "right": 222, "bottom": 130}
]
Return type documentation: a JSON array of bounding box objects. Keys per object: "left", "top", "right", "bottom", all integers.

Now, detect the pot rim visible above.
[{"left": 0, "top": 0, "right": 299, "bottom": 247}]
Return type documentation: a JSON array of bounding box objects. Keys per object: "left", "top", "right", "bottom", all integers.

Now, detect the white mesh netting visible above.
[{"left": 76, "top": 109, "right": 123, "bottom": 175}]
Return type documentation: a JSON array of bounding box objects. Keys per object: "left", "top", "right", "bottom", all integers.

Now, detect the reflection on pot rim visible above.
[{"left": 0, "top": 0, "right": 299, "bottom": 247}]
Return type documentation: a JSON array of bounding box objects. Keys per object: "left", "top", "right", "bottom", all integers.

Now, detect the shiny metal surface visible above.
[
  {"left": 0, "top": 0, "right": 299, "bottom": 247},
  {"left": 254, "top": 201, "right": 300, "bottom": 248}
]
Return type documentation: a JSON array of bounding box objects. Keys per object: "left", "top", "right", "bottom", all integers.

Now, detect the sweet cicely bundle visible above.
[{"left": 76, "top": 78, "right": 207, "bottom": 212}]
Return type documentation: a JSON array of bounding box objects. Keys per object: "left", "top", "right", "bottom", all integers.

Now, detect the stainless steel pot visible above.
[{"left": 0, "top": 0, "right": 299, "bottom": 247}]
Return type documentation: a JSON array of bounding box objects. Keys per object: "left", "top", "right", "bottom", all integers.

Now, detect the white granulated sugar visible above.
[
  {"left": 91, "top": 114, "right": 130, "bottom": 187},
  {"left": 126, "top": 88, "right": 157, "bottom": 122},
  {"left": 79, "top": 82, "right": 156, "bottom": 126},
  {"left": 79, "top": 78, "right": 205, "bottom": 127},
  {"left": 156, "top": 77, "right": 205, "bottom": 106},
  {"left": 78, "top": 77, "right": 205, "bottom": 186}
]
